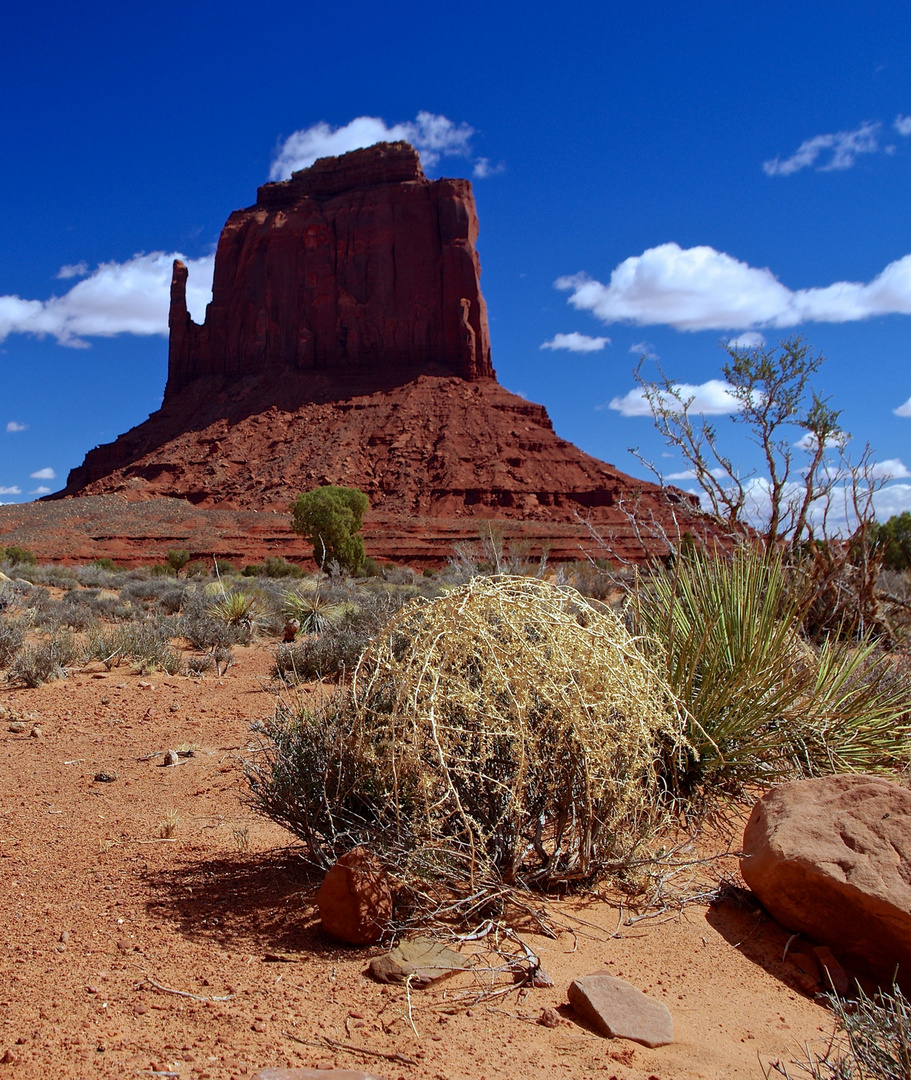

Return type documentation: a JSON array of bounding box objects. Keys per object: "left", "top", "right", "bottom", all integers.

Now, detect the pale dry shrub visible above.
[{"left": 250, "top": 575, "right": 685, "bottom": 894}]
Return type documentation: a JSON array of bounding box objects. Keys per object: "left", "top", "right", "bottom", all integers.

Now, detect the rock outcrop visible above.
[
  {"left": 166, "top": 141, "right": 492, "bottom": 399},
  {"left": 50, "top": 141, "right": 721, "bottom": 564},
  {"left": 741, "top": 774, "right": 911, "bottom": 988}
]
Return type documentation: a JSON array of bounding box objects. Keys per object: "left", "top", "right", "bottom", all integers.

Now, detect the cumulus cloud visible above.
[
  {"left": 557, "top": 243, "right": 911, "bottom": 332},
  {"left": 894, "top": 396, "right": 911, "bottom": 417},
  {"left": 269, "top": 112, "right": 483, "bottom": 180},
  {"left": 29, "top": 467, "right": 55, "bottom": 480},
  {"left": 0, "top": 486, "right": 21, "bottom": 495},
  {"left": 726, "top": 331, "right": 766, "bottom": 348},
  {"left": 56, "top": 261, "right": 89, "bottom": 279},
  {"left": 895, "top": 115, "right": 911, "bottom": 137},
  {"left": 608, "top": 378, "right": 746, "bottom": 417},
  {"left": 6, "top": 422, "right": 27, "bottom": 432},
  {"left": 473, "top": 157, "right": 505, "bottom": 178},
  {"left": 869, "top": 458, "right": 911, "bottom": 480},
  {"left": 875, "top": 483, "right": 911, "bottom": 518},
  {"left": 29, "top": 486, "right": 51, "bottom": 495},
  {"left": 793, "top": 431, "right": 849, "bottom": 452},
  {"left": 0, "top": 252, "right": 214, "bottom": 347},
  {"left": 763, "top": 121, "right": 881, "bottom": 176},
  {"left": 540, "top": 332, "right": 610, "bottom": 353},
  {"left": 629, "top": 341, "right": 658, "bottom": 359}
]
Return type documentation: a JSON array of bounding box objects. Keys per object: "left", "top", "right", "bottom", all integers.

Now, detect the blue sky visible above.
[{"left": 2, "top": 1, "right": 910, "bottom": 526}]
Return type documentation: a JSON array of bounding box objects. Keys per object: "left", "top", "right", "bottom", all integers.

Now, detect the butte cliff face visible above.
[
  {"left": 55, "top": 141, "right": 714, "bottom": 564},
  {"left": 166, "top": 141, "right": 492, "bottom": 398}
]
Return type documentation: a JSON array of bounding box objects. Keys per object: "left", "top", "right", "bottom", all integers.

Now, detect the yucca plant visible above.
[
  {"left": 630, "top": 547, "right": 911, "bottom": 800},
  {"left": 282, "top": 588, "right": 344, "bottom": 635},
  {"left": 207, "top": 590, "right": 260, "bottom": 628}
]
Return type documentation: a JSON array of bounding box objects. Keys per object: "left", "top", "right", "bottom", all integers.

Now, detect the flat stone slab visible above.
[
  {"left": 568, "top": 972, "right": 674, "bottom": 1047},
  {"left": 368, "top": 936, "right": 470, "bottom": 987}
]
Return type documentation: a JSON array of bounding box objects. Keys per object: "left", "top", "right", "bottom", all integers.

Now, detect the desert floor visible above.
[{"left": 0, "top": 643, "right": 834, "bottom": 1080}]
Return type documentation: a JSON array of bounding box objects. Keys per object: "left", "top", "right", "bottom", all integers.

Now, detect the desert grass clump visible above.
[
  {"left": 630, "top": 547, "right": 911, "bottom": 801},
  {"left": 9, "top": 632, "right": 77, "bottom": 687},
  {"left": 251, "top": 575, "right": 685, "bottom": 895},
  {"left": 0, "top": 616, "right": 27, "bottom": 668},
  {"left": 765, "top": 982, "right": 911, "bottom": 1080}
]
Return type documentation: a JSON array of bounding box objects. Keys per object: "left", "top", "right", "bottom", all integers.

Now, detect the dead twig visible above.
[
  {"left": 145, "top": 977, "right": 233, "bottom": 1002},
  {"left": 281, "top": 1031, "right": 417, "bottom": 1067}
]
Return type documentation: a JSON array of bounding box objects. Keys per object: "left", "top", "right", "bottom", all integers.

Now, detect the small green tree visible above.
[
  {"left": 290, "top": 486, "right": 369, "bottom": 574},
  {"left": 166, "top": 548, "right": 191, "bottom": 576},
  {"left": 1, "top": 545, "right": 37, "bottom": 566},
  {"left": 875, "top": 512, "right": 911, "bottom": 571}
]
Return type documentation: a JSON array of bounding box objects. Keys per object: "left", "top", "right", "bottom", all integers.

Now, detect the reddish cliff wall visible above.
[{"left": 166, "top": 142, "right": 493, "bottom": 399}]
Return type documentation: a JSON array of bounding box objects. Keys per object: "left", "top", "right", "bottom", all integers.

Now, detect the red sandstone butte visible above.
[{"left": 40, "top": 141, "right": 720, "bottom": 566}]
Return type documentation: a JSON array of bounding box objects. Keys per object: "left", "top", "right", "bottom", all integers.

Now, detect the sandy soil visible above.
[{"left": 0, "top": 643, "right": 835, "bottom": 1080}]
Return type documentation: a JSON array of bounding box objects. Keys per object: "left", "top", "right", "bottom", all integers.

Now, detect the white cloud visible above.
[
  {"left": 895, "top": 115, "right": 911, "bottom": 136},
  {"left": 894, "top": 396, "right": 911, "bottom": 417},
  {"left": 557, "top": 243, "right": 911, "bottom": 332},
  {"left": 869, "top": 458, "right": 911, "bottom": 480},
  {"left": 608, "top": 378, "right": 746, "bottom": 417},
  {"left": 793, "top": 431, "right": 849, "bottom": 452},
  {"left": 629, "top": 340, "right": 657, "bottom": 358},
  {"left": 28, "top": 486, "right": 51, "bottom": 495},
  {"left": 665, "top": 467, "right": 729, "bottom": 481},
  {"left": 6, "top": 422, "right": 27, "bottom": 432},
  {"left": 0, "top": 252, "right": 214, "bottom": 347},
  {"left": 473, "top": 157, "right": 505, "bottom": 178},
  {"left": 726, "top": 331, "right": 766, "bottom": 348},
  {"left": 56, "top": 261, "right": 89, "bottom": 279},
  {"left": 540, "top": 332, "right": 610, "bottom": 353},
  {"left": 269, "top": 112, "right": 478, "bottom": 180},
  {"left": 763, "top": 121, "right": 881, "bottom": 176},
  {"left": 29, "top": 467, "right": 55, "bottom": 480},
  {"left": 875, "top": 483, "right": 911, "bottom": 518},
  {"left": 0, "top": 486, "right": 21, "bottom": 495}
]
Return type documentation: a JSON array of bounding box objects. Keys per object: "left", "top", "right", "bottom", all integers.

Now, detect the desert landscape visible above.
[{"left": 2, "top": 137, "right": 910, "bottom": 1080}]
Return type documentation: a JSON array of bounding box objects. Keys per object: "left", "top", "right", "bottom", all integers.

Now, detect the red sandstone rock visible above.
[
  {"left": 741, "top": 774, "right": 911, "bottom": 987},
  {"left": 316, "top": 848, "right": 392, "bottom": 946},
  {"left": 568, "top": 973, "right": 674, "bottom": 1046},
  {"left": 167, "top": 141, "right": 492, "bottom": 399}
]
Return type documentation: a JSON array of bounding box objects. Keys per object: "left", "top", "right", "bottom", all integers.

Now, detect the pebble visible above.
[
  {"left": 251, "top": 1020, "right": 266, "bottom": 1032},
  {"left": 59, "top": 931, "right": 70, "bottom": 944},
  {"left": 538, "top": 1007, "right": 562, "bottom": 1028},
  {"left": 8, "top": 722, "right": 26, "bottom": 734},
  {"left": 28, "top": 726, "right": 41, "bottom": 738},
  {"left": 162, "top": 750, "right": 180, "bottom": 767},
  {"left": 134, "top": 1003, "right": 148, "bottom": 1016},
  {"left": 1, "top": 1049, "right": 17, "bottom": 1064},
  {"left": 94, "top": 770, "right": 118, "bottom": 783}
]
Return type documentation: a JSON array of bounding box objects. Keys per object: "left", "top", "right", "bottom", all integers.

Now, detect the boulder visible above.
[
  {"left": 741, "top": 774, "right": 911, "bottom": 986},
  {"left": 316, "top": 847, "right": 392, "bottom": 946},
  {"left": 567, "top": 973, "right": 673, "bottom": 1047}
]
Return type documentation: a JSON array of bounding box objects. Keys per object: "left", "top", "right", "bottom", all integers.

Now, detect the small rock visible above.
[
  {"left": 538, "top": 1007, "right": 562, "bottom": 1028},
  {"left": 812, "top": 946, "right": 851, "bottom": 995},
  {"left": 316, "top": 847, "right": 392, "bottom": 946},
  {"left": 169, "top": 702, "right": 180, "bottom": 712},
  {"left": 568, "top": 973, "right": 674, "bottom": 1048},
  {"left": 93, "top": 770, "right": 118, "bottom": 783},
  {"left": 59, "top": 931, "right": 71, "bottom": 944},
  {"left": 251, "top": 1020, "right": 266, "bottom": 1032},
  {"left": 85, "top": 986, "right": 98, "bottom": 995},
  {"left": 100, "top": 696, "right": 110, "bottom": 705},
  {"left": 8, "top": 722, "right": 26, "bottom": 734},
  {"left": 137, "top": 681, "right": 155, "bottom": 689},
  {"left": 133, "top": 1003, "right": 148, "bottom": 1015},
  {"left": 91, "top": 673, "right": 108, "bottom": 680},
  {"left": 28, "top": 726, "right": 41, "bottom": 738},
  {"left": 162, "top": 750, "right": 180, "bottom": 767},
  {"left": 368, "top": 937, "right": 470, "bottom": 987},
  {"left": 1, "top": 1049, "right": 17, "bottom": 1065}
]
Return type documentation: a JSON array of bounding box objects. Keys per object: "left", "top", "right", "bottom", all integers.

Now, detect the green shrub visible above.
[
  {"left": 1, "top": 545, "right": 37, "bottom": 567},
  {"left": 242, "top": 556, "right": 304, "bottom": 579},
  {"left": 90, "top": 558, "right": 119, "bottom": 572},
  {"left": 290, "top": 485, "right": 369, "bottom": 574},
  {"left": 166, "top": 549, "right": 191, "bottom": 575}
]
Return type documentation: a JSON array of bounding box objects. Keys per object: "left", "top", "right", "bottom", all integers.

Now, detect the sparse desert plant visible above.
[
  {"left": 165, "top": 549, "right": 191, "bottom": 576},
  {"left": 158, "top": 810, "right": 181, "bottom": 839},
  {"left": 212, "top": 645, "right": 235, "bottom": 675},
  {"left": 630, "top": 547, "right": 911, "bottom": 801},
  {"left": 9, "top": 632, "right": 77, "bottom": 687},
  {"left": 231, "top": 825, "right": 250, "bottom": 853},
  {"left": 207, "top": 590, "right": 260, "bottom": 643},
  {"left": 251, "top": 575, "right": 685, "bottom": 897},
  {"left": 185, "top": 652, "right": 215, "bottom": 675},
  {"left": 83, "top": 619, "right": 180, "bottom": 674},
  {"left": 0, "top": 616, "right": 27, "bottom": 667},
  {"left": 765, "top": 982, "right": 911, "bottom": 1080}
]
